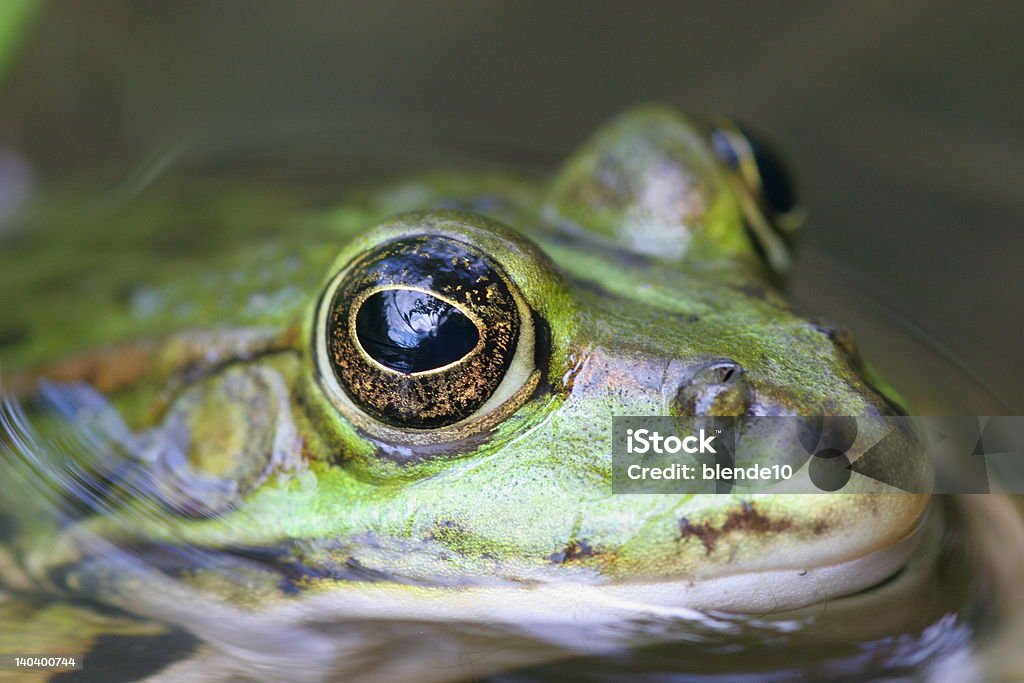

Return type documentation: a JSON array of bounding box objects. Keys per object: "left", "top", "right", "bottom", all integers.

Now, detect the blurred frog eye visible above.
[
  {"left": 320, "top": 235, "right": 534, "bottom": 430},
  {"left": 708, "top": 119, "right": 804, "bottom": 273},
  {"left": 710, "top": 121, "right": 800, "bottom": 221},
  {"left": 737, "top": 127, "right": 796, "bottom": 216}
]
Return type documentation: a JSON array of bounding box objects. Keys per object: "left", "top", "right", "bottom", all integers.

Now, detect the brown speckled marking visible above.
[
  {"left": 677, "top": 500, "right": 825, "bottom": 556},
  {"left": 6, "top": 341, "right": 158, "bottom": 396},
  {"left": 548, "top": 538, "right": 596, "bottom": 564},
  {"left": 4, "top": 327, "right": 298, "bottom": 400}
]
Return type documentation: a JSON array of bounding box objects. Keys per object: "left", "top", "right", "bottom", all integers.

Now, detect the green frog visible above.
[{"left": 0, "top": 106, "right": 933, "bottom": 681}]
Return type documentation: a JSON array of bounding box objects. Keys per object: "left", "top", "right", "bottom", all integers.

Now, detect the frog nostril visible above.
[{"left": 672, "top": 360, "right": 752, "bottom": 417}]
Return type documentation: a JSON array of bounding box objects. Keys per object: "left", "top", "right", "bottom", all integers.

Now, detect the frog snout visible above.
[{"left": 569, "top": 349, "right": 758, "bottom": 418}]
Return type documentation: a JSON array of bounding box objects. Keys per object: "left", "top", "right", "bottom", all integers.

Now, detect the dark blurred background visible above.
[{"left": 1, "top": 1, "right": 1021, "bottom": 410}]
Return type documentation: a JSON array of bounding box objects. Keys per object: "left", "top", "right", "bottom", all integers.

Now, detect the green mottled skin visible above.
[{"left": 0, "top": 106, "right": 928, "bottom": 613}]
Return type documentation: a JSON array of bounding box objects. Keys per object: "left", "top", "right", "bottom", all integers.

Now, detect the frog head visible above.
[{"left": 2, "top": 106, "right": 929, "bottom": 619}]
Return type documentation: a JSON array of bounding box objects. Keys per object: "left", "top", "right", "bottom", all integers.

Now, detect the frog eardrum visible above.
[{"left": 321, "top": 234, "right": 532, "bottom": 429}]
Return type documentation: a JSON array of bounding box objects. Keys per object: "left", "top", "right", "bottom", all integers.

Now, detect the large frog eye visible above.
[{"left": 319, "top": 235, "right": 535, "bottom": 430}]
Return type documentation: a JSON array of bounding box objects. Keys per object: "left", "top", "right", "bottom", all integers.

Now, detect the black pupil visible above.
[{"left": 355, "top": 289, "right": 480, "bottom": 374}]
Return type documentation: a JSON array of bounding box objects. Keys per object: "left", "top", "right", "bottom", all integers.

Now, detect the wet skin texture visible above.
[{"left": 0, "top": 106, "right": 929, "bottom": 614}]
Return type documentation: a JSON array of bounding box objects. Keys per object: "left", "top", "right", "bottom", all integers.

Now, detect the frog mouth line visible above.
[
  {"left": 55, "top": 541, "right": 413, "bottom": 594},
  {"left": 50, "top": 539, "right": 528, "bottom": 597},
  {"left": 48, "top": 510, "right": 931, "bottom": 615}
]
